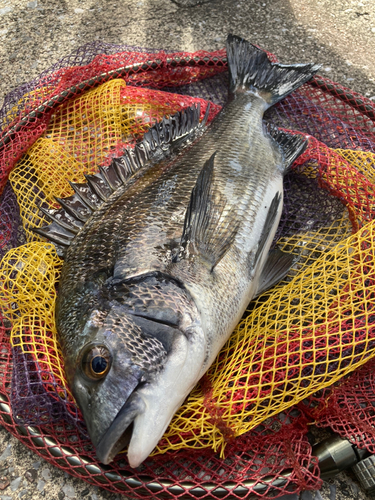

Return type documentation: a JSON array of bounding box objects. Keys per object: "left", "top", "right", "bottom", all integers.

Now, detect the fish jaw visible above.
[
  {"left": 93, "top": 324, "right": 206, "bottom": 467},
  {"left": 95, "top": 391, "right": 146, "bottom": 465},
  {"left": 127, "top": 326, "right": 206, "bottom": 468},
  {"left": 71, "top": 339, "right": 146, "bottom": 454}
]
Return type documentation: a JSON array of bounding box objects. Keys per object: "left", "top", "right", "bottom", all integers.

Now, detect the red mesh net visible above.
[
  {"left": 301, "top": 357, "right": 375, "bottom": 455},
  {"left": 1, "top": 43, "right": 375, "bottom": 498}
]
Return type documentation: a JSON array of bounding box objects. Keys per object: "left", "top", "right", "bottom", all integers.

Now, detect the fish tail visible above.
[{"left": 226, "top": 34, "right": 321, "bottom": 106}]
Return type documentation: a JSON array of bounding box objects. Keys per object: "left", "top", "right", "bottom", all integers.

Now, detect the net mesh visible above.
[
  {"left": 301, "top": 357, "right": 375, "bottom": 454},
  {"left": 1, "top": 42, "right": 375, "bottom": 498}
]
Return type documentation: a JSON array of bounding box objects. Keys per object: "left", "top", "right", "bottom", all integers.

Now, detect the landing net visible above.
[{"left": 1, "top": 43, "right": 375, "bottom": 498}]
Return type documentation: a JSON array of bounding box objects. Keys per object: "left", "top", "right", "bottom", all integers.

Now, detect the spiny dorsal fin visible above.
[
  {"left": 143, "top": 103, "right": 209, "bottom": 161},
  {"left": 176, "top": 152, "right": 239, "bottom": 272},
  {"left": 32, "top": 103, "right": 209, "bottom": 258},
  {"left": 266, "top": 123, "right": 308, "bottom": 174},
  {"left": 33, "top": 222, "right": 77, "bottom": 256},
  {"left": 55, "top": 194, "right": 92, "bottom": 223}
]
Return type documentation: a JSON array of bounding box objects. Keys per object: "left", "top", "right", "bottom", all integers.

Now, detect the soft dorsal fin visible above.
[
  {"left": 32, "top": 103, "right": 210, "bottom": 257},
  {"left": 265, "top": 123, "right": 308, "bottom": 174},
  {"left": 175, "top": 152, "right": 239, "bottom": 272}
]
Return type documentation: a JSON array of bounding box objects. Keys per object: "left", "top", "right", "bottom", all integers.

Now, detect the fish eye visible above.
[{"left": 81, "top": 345, "right": 111, "bottom": 380}]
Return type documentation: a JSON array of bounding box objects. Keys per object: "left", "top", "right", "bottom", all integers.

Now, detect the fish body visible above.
[{"left": 37, "top": 35, "right": 320, "bottom": 467}]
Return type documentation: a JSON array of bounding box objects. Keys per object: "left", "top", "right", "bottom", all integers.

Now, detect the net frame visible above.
[{"left": 0, "top": 392, "right": 297, "bottom": 498}]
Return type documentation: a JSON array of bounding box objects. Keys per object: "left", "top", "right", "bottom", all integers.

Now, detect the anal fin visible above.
[{"left": 256, "top": 248, "right": 298, "bottom": 296}]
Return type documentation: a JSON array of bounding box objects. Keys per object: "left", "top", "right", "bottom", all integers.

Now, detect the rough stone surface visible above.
[
  {"left": 24, "top": 469, "right": 37, "bottom": 484},
  {"left": 40, "top": 468, "right": 51, "bottom": 482},
  {"left": 0, "top": 477, "right": 9, "bottom": 491},
  {"left": 36, "top": 480, "right": 45, "bottom": 492},
  {"left": 1, "top": 0, "right": 375, "bottom": 499},
  {"left": 62, "top": 484, "right": 76, "bottom": 499},
  {"left": 9, "top": 478, "right": 21, "bottom": 492},
  {"left": 0, "top": 0, "right": 375, "bottom": 101},
  {"left": 0, "top": 446, "right": 11, "bottom": 463}
]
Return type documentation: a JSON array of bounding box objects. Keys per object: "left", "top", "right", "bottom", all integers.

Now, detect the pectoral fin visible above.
[
  {"left": 177, "top": 152, "right": 239, "bottom": 272},
  {"left": 256, "top": 248, "right": 298, "bottom": 296}
]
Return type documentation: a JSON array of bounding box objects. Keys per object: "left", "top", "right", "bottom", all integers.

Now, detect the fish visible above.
[{"left": 35, "top": 34, "right": 320, "bottom": 468}]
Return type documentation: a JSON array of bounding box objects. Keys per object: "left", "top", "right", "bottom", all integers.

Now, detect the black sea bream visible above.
[{"left": 36, "top": 35, "right": 320, "bottom": 467}]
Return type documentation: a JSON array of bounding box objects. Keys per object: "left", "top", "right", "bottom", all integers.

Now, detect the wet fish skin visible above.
[{"left": 45, "top": 34, "right": 320, "bottom": 467}]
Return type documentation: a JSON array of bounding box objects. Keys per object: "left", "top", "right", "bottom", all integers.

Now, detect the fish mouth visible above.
[
  {"left": 95, "top": 391, "right": 146, "bottom": 465},
  {"left": 92, "top": 323, "right": 206, "bottom": 468}
]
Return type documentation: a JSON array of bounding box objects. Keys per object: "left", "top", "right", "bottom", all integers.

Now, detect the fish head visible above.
[{"left": 63, "top": 272, "right": 206, "bottom": 467}]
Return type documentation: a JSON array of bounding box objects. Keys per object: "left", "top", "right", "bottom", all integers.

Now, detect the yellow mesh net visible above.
[
  {"left": 336, "top": 149, "right": 375, "bottom": 184},
  {"left": 0, "top": 243, "right": 70, "bottom": 400},
  {"left": 2, "top": 78, "right": 375, "bottom": 456}
]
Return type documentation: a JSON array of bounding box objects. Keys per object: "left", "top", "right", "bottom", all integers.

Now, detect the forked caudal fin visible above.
[{"left": 226, "top": 34, "right": 321, "bottom": 105}]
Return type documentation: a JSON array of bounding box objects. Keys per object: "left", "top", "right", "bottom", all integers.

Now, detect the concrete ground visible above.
[{"left": 1, "top": 0, "right": 375, "bottom": 498}]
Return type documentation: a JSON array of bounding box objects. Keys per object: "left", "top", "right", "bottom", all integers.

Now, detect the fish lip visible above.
[{"left": 95, "top": 391, "right": 146, "bottom": 465}]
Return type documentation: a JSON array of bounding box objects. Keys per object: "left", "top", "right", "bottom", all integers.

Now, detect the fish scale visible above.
[
  {"left": 112, "top": 97, "right": 275, "bottom": 281},
  {"left": 36, "top": 34, "right": 320, "bottom": 467}
]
